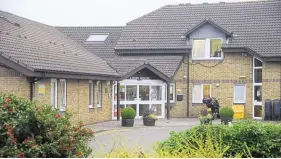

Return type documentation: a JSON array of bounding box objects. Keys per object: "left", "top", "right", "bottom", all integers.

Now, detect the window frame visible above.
[
  {"left": 192, "top": 84, "right": 212, "bottom": 103},
  {"left": 89, "top": 80, "right": 95, "bottom": 108},
  {"left": 192, "top": 38, "right": 223, "bottom": 60},
  {"left": 233, "top": 84, "right": 246, "bottom": 104},
  {"left": 50, "top": 78, "right": 58, "bottom": 108},
  {"left": 165, "top": 83, "right": 176, "bottom": 103},
  {"left": 97, "top": 81, "right": 102, "bottom": 107},
  {"left": 59, "top": 79, "right": 67, "bottom": 112}
]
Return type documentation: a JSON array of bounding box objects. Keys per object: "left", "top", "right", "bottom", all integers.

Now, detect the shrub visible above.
[
  {"left": 0, "top": 94, "right": 94, "bottom": 158},
  {"left": 156, "top": 120, "right": 281, "bottom": 158},
  {"left": 219, "top": 107, "right": 234, "bottom": 118},
  {"left": 223, "top": 120, "right": 281, "bottom": 158},
  {"left": 121, "top": 107, "right": 136, "bottom": 119}
]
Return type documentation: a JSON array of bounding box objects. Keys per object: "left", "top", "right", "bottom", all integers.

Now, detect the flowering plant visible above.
[{"left": 0, "top": 94, "right": 94, "bottom": 158}]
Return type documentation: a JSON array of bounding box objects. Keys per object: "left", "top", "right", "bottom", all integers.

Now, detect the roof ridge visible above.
[
  {"left": 56, "top": 26, "right": 124, "bottom": 28},
  {"left": 167, "top": 0, "right": 278, "bottom": 7}
]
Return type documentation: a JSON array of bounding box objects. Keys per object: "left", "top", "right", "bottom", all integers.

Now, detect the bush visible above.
[
  {"left": 0, "top": 94, "right": 94, "bottom": 158},
  {"left": 156, "top": 120, "right": 281, "bottom": 158},
  {"left": 121, "top": 107, "right": 136, "bottom": 119},
  {"left": 219, "top": 107, "right": 234, "bottom": 118}
]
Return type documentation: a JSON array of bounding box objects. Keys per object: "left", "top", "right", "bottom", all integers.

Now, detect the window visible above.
[
  {"left": 165, "top": 83, "right": 175, "bottom": 103},
  {"left": 86, "top": 34, "right": 108, "bottom": 42},
  {"left": 89, "top": 81, "right": 94, "bottom": 108},
  {"left": 234, "top": 84, "right": 246, "bottom": 103},
  {"left": 97, "top": 81, "right": 102, "bottom": 107},
  {"left": 192, "top": 39, "right": 222, "bottom": 60},
  {"left": 192, "top": 84, "right": 211, "bottom": 103},
  {"left": 254, "top": 86, "right": 262, "bottom": 102},
  {"left": 60, "top": 79, "right": 67, "bottom": 111},
  {"left": 50, "top": 79, "right": 57, "bottom": 108}
]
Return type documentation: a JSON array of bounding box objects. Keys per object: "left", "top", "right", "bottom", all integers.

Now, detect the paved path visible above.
[{"left": 87, "top": 118, "right": 220, "bottom": 157}]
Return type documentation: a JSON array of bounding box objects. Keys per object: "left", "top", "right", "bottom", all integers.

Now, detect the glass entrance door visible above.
[{"left": 112, "top": 80, "right": 165, "bottom": 119}]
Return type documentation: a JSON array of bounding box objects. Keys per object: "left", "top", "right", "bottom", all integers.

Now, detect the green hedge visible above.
[
  {"left": 156, "top": 120, "right": 281, "bottom": 158},
  {"left": 0, "top": 94, "right": 94, "bottom": 158}
]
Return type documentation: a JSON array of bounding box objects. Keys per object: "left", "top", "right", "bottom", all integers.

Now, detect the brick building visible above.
[{"left": 1, "top": 0, "right": 281, "bottom": 123}]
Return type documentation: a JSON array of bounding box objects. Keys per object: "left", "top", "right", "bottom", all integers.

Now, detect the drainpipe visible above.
[
  {"left": 117, "top": 81, "right": 120, "bottom": 121},
  {"left": 29, "top": 77, "right": 35, "bottom": 101},
  {"left": 186, "top": 53, "right": 190, "bottom": 118},
  {"left": 166, "top": 82, "right": 170, "bottom": 120}
]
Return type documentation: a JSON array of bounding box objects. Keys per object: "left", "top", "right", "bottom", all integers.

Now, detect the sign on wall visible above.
[{"left": 38, "top": 84, "right": 45, "bottom": 96}]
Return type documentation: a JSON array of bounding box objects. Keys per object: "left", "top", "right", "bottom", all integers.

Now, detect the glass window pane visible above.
[
  {"left": 151, "top": 104, "right": 162, "bottom": 116},
  {"left": 126, "top": 104, "right": 137, "bottom": 112},
  {"left": 126, "top": 85, "right": 137, "bottom": 101},
  {"left": 234, "top": 85, "right": 245, "bottom": 103},
  {"left": 139, "top": 104, "right": 150, "bottom": 116},
  {"left": 210, "top": 39, "right": 222, "bottom": 57},
  {"left": 151, "top": 86, "right": 162, "bottom": 101},
  {"left": 139, "top": 85, "right": 149, "bottom": 101},
  {"left": 120, "top": 85, "right": 125, "bottom": 101},
  {"left": 86, "top": 34, "right": 108, "bottom": 42},
  {"left": 193, "top": 85, "right": 201, "bottom": 103},
  {"left": 89, "top": 83, "right": 93, "bottom": 106},
  {"left": 193, "top": 40, "right": 205, "bottom": 58},
  {"left": 254, "top": 69, "right": 262, "bottom": 83},
  {"left": 114, "top": 85, "right": 117, "bottom": 101},
  {"left": 114, "top": 104, "right": 125, "bottom": 117},
  {"left": 254, "top": 58, "right": 262, "bottom": 67},
  {"left": 97, "top": 81, "right": 102, "bottom": 106},
  {"left": 203, "top": 85, "right": 211, "bottom": 99},
  {"left": 170, "top": 85, "right": 174, "bottom": 101},
  {"left": 254, "top": 86, "right": 262, "bottom": 102},
  {"left": 254, "top": 105, "right": 262, "bottom": 117}
]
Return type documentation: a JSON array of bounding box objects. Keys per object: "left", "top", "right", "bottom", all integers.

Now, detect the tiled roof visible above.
[
  {"left": 57, "top": 27, "right": 183, "bottom": 78},
  {"left": 115, "top": 0, "right": 281, "bottom": 57},
  {"left": 0, "top": 11, "right": 119, "bottom": 77}
]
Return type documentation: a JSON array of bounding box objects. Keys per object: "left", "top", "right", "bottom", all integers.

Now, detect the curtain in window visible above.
[
  {"left": 234, "top": 85, "right": 245, "bottom": 103},
  {"left": 193, "top": 40, "right": 205, "bottom": 58},
  {"left": 203, "top": 85, "right": 211, "bottom": 98},
  {"left": 193, "top": 85, "right": 201, "bottom": 102},
  {"left": 210, "top": 39, "right": 222, "bottom": 57}
]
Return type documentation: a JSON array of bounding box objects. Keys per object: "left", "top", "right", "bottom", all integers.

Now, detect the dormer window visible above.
[{"left": 192, "top": 38, "right": 223, "bottom": 60}]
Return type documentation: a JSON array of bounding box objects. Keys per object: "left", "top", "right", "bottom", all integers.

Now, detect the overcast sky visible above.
[{"left": 0, "top": 0, "right": 261, "bottom": 26}]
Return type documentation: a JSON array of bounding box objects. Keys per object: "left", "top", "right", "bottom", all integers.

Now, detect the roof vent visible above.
[
  {"left": 14, "top": 23, "right": 20, "bottom": 27},
  {"left": 185, "top": 3, "right": 191, "bottom": 5},
  {"left": 219, "top": 1, "right": 225, "bottom": 4},
  {"left": 202, "top": 2, "right": 208, "bottom": 5},
  {"left": 179, "top": 3, "right": 185, "bottom": 6}
]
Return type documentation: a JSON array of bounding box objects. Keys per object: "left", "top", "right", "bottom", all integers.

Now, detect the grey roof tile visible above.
[
  {"left": 57, "top": 27, "right": 183, "bottom": 78},
  {"left": 0, "top": 11, "right": 119, "bottom": 77},
  {"left": 115, "top": 0, "right": 281, "bottom": 57}
]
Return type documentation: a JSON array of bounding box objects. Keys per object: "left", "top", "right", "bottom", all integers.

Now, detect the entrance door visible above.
[{"left": 112, "top": 80, "right": 165, "bottom": 119}]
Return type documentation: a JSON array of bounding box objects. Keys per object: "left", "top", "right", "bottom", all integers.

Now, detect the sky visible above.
[{"left": 0, "top": 0, "right": 262, "bottom": 26}]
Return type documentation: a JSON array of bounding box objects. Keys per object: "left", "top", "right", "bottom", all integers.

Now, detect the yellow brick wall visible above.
[
  {"left": 171, "top": 53, "right": 253, "bottom": 118},
  {"left": 0, "top": 66, "right": 30, "bottom": 99},
  {"left": 170, "top": 60, "right": 188, "bottom": 118},
  {"left": 33, "top": 79, "right": 112, "bottom": 124},
  {"left": 262, "top": 61, "right": 281, "bottom": 117}
]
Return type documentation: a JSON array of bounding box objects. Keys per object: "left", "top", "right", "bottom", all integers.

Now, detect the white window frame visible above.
[
  {"left": 59, "top": 79, "right": 67, "bottom": 112},
  {"left": 164, "top": 83, "right": 176, "bottom": 103},
  {"left": 192, "top": 38, "right": 223, "bottom": 60},
  {"left": 89, "top": 80, "right": 94, "bottom": 108},
  {"left": 97, "top": 81, "right": 102, "bottom": 107},
  {"left": 50, "top": 78, "right": 58, "bottom": 108},
  {"left": 233, "top": 84, "right": 246, "bottom": 104},
  {"left": 192, "top": 84, "right": 211, "bottom": 103}
]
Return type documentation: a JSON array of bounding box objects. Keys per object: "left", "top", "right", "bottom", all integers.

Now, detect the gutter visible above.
[{"left": 186, "top": 53, "right": 190, "bottom": 118}]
